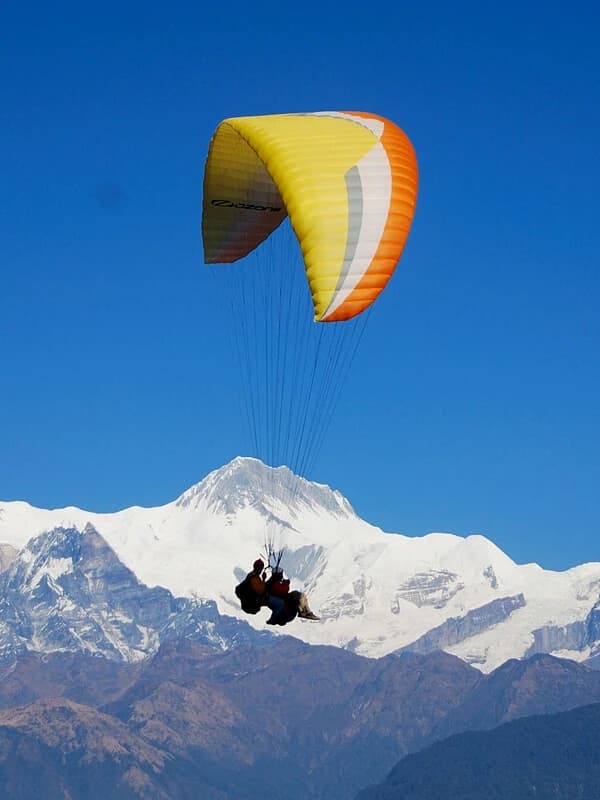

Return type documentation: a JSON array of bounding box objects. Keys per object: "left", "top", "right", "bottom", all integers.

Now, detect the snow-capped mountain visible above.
[
  {"left": 1, "top": 457, "right": 600, "bottom": 671},
  {"left": 0, "top": 522, "right": 271, "bottom": 662}
]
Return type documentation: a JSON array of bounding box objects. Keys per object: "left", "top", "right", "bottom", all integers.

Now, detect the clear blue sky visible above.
[{"left": 1, "top": 1, "right": 599, "bottom": 570}]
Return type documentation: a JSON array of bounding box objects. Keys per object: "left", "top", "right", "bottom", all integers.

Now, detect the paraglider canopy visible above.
[{"left": 202, "top": 111, "right": 418, "bottom": 322}]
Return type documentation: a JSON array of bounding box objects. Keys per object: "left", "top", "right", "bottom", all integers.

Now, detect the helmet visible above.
[{"left": 253, "top": 559, "right": 265, "bottom": 571}]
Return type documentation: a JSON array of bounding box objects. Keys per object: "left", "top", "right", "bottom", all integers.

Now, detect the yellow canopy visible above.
[{"left": 202, "top": 111, "right": 418, "bottom": 321}]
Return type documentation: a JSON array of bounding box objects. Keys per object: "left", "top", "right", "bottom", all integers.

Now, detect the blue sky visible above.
[{"left": 1, "top": 1, "right": 599, "bottom": 569}]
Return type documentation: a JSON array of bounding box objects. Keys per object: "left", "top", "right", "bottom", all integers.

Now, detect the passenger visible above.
[{"left": 265, "top": 569, "right": 319, "bottom": 624}]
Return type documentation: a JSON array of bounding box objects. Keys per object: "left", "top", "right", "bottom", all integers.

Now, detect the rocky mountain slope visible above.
[
  {"left": 0, "top": 523, "right": 272, "bottom": 663},
  {"left": 1, "top": 641, "right": 600, "bottom": 799}
]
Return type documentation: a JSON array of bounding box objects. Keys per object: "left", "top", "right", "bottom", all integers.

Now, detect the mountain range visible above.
[
  {"left": 1, "top": 459, "right": 600, "bottom": 797},
  {"left": 1, "top": 457, "right": 599, "bottom": 672},
  {"left": 0, "top": 522, "right": 273, "bottom": 665},
  {"left": 1, "top": 640, "right": 600, "bottom": 800}
]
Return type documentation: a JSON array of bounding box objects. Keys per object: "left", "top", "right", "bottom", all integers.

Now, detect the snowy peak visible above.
[
  {"left": 6, "top": 524, "right": 126, "bottom": 600},
  {"left": 176, "top": 456, "right": 355, "bottom": 519},
  {"left": 2, "top": 459, "right": 600, "bottom": 673},
  {"left": 0, "top": 524, "right": 271, "bottom": 662}
]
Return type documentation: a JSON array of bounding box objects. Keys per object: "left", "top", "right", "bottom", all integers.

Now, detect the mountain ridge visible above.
[
  {"left": 0, "top": 523, "right": 273, "bottom": 664},
  {"left": 356, "top": 701, "right": 600, "bottom": 800},
  {"left": 1, "top": 457, "right": 600, "bottom": 671}
]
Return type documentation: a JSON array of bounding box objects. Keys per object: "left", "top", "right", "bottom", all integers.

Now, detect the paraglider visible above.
[
  {"left": 235, "top": 557, "right": 319, "bottom": 626},
  {"left": 202, "top": 111, "right": 418, "bottom": 623}
]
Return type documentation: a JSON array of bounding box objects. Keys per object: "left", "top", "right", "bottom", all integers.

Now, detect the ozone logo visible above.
[{"left": 211, "top": 199, "right": 282, "bottom": 212}]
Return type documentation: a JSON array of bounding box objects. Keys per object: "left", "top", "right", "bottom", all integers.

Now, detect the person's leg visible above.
[
  {"left": 297, "top": 592, "right": 310, "bottom": 614},
  {"left": 297, "top": 592, "right": 319, "bottom": 620},
  {"left": 265, "top": 595, "right": 285, "bottom": 623}
]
